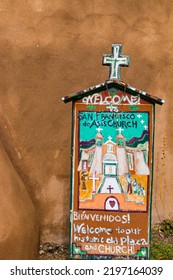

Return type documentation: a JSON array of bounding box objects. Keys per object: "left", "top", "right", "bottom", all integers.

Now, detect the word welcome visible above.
[
  {"left": 74, "top": 223, "right": 112, "bottom": 236},
  {"left": 82, "top": 93, "right": 140, "bottom": 105}
]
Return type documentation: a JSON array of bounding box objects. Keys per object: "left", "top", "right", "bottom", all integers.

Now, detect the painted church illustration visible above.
[
  {"left": 78, "top": 128, "right": 150, "bottom": 211},
  {"left": 62, "top": 42, "right": 164, "bottom": 259}
]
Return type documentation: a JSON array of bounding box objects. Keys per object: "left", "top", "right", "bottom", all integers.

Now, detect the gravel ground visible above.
[{"left": 39, "top": 243, "right": 69, "bottom": 260}]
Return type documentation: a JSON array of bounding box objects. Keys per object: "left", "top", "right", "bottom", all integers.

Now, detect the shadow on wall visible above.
[{"left": 0, "top": 139, "right": 39, "bottom": 260}]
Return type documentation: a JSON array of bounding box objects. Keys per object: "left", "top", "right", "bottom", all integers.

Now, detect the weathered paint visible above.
[
  {"left": 68, "top": 87, "right": 155, "bottom": 259},
  {"left": 62, "top": 80, "right": 165, "bottom": 105},
  {"left": 63, "top": 44, "right": 164, "bottom": 259},
  {"left": 102, "top": 44, "right": 130, "bottom": 80}
]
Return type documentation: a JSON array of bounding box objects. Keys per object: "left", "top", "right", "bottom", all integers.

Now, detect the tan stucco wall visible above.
[
  {"left": 0, "top": 140, "right": 39, "bottom": 259},
  {"left": 0, "top": 0, "right": 172, "bottom": 248}
]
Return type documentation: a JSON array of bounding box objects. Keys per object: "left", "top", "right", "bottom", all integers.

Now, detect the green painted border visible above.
[
  {"left": 68, "top": 99, "right": 155, "bottom": 260},
  {"left": 68, "top": 101, "right": 75, "bottom": 259},
  {"left": 148, "top": 104, "right": 155, "bottom": 259},
  {"left": 103, "top": 162, "right": 118, "bottom": 176},
  {"left": 98, "top": 174, "right": 124, "bottom": 194}
]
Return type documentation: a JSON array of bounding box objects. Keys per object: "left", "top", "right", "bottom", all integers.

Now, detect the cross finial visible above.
[
  {"left": 96, "top": 127, "right": 103, "bottom": 133},
  {"left": 116, "top": 127, "right": 124, "bottom": 134},
  {"left": 102, "top": 44, "right": 130, "bottom": 80},
  {"left": 108, "top": 136, "right": 113, "bottom": 141}
]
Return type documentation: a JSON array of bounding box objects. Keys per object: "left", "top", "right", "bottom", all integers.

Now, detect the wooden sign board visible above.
[{"left": 62, "top": 45, "right": 164, "bottom": 260}]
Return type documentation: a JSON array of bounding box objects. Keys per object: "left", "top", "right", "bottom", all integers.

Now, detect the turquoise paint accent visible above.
[
  {"left": 79, "top": 111, "right": 148, "bottom": 142},
  {"left": 103, "top": 162, "right": 118, "bottom": 176},
  {"left": 98, "top": 175, "right": 123, "bottom": 194},
  {"left": 96, "top": 139, "right": 102, "bottom": 146},
  {"left": 109, "top": 88, "right": 118, "bottom": 96}
]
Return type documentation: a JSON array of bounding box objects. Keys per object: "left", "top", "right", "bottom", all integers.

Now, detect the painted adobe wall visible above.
[{"left": 0, "top": 0, "right": 172, "bottom": 247}]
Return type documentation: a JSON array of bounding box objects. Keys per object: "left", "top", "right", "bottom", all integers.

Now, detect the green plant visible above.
[
  {"left": 151, "top": 242, "right": 173, "bottom": 260},
  {"left": 151, "top": 219, "right": 173, "bottom": 260},
  {"left": 160, "top": 219, "right": 173, "bottom": 235}
]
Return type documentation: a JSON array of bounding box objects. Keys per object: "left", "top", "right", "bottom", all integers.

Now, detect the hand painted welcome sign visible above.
[{"left": 62, "top": 44, "right": 164, "bottom": 259}]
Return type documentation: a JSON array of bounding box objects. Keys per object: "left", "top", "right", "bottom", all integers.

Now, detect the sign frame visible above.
[
  {"left": 63, "top": 82, "right": 164, "bottom": 260},
  {"left": 62, "top": 44, "right": 164, "bottom": 259}
]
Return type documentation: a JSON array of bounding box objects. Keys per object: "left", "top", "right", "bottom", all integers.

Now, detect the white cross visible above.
[
  {"left": 89, "top": 171, "right": 100, "bottom": 193},
  {"left": 137, "top": 114, "right": 142, "bottom": 119},
  {"left": 106, "top": 104, "right": 118, "bottom": 112},
  {"left": 141, "top": 120, "right": 145, "bottom": 124},
  {"left": 96, "top": 127, "right": 103, "bottom": 133},
  {"left": 116, "top": 127, "right": 124, "bottom": 134},
  {"left": 144, "top": 125, "right": 148, "bottom": 130},
  {"left": 108, "top": 136, "right": 113, "bottom": 141},
  {"left": 103, "top": 44, "right": 130, "bottom": 80}
]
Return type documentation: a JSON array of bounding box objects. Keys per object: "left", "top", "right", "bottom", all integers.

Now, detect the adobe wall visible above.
[
  {"left": 0, "top": 0, "right": 172, "bottom": 246},
  {"left": 0, "top": 139, "right": 39, "bottom": 259}
]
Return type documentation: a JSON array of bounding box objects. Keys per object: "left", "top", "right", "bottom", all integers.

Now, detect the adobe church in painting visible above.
[
  {"left": 77, "top": 123, "right": 150, "bottom": 211},
  {"left": 78, "top": 128, "right": 150, "bottom": 176}
]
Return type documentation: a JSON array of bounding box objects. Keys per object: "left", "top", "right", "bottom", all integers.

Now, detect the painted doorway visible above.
[{"left": 104, "top": 196, "right": 120, "bottom": 210}]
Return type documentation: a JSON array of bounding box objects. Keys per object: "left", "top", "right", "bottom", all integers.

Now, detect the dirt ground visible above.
[{"left": 39, "top": 243, "right": 69, "bottom": 260}]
